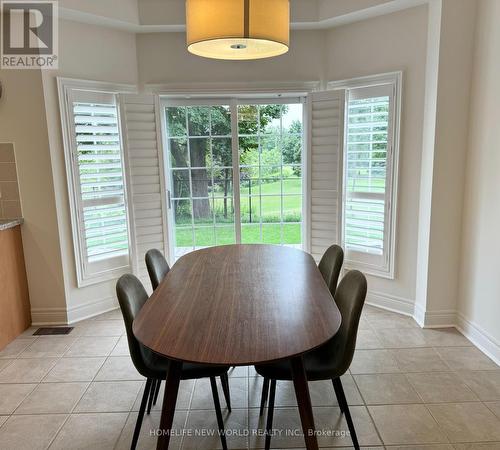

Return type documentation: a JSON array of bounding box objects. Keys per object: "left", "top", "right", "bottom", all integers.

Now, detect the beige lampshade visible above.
[{"left": 186, "top": 0, "right": 290, "bottom": 60}]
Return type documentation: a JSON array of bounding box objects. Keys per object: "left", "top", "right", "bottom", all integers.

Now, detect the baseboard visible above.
[
  {"left": 31, "top": 296, "right": 119, "bottom": 326},
  {"left": 66, "top": 296, "right": 119, "bottom": 324},
  {"left": 419, "top": 309, "right": 457, "bottom": 328},
  {"left": 456, "top": 313, "right": 500, "bottom": 366},
  {"left": 366, "top": 290, "right": 415, "bottom": 316},
  {"left": 31, "top": 307, "right": 68, "bottom": 326}
]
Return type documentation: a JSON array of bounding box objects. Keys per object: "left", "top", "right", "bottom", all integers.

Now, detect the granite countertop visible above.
[{"left": 0, "top": 218, "right": 24, "bottom": 231}]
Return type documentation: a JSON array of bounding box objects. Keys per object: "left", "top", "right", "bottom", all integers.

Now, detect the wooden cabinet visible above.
[{"left": 0, "top": 225, "right": 31, "bottom": 350}]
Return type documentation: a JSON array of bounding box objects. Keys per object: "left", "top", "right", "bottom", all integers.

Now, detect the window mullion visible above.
[{"left": 230, "top": 99, "right": 242, "bottom": 244}]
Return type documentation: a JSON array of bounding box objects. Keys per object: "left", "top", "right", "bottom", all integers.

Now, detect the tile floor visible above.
[{"left": 0, "top": 305, "right": 499, "bottom": 449}]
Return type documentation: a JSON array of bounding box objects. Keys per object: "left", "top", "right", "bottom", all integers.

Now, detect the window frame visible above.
[
  {"left": 57, "top": 78, "right": 136, "bottom": 287},
  {"left": 159, "top": 95, "right": 307, "bottom": 262},
  {"left": 328, "top": 72, "right": 402, "bottom": 279}
]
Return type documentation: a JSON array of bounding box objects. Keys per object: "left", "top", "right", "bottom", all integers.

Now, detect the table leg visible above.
[
  {"left": 156, "top": 360, "right": 183, "bottom": 450},
  {"left": 290, "top": 356, "right": 319, "bottom": 450}
]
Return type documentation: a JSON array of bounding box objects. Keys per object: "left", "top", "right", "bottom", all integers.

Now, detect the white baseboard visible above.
[
  {"left": 456, "top": 313, "right": 500, "bottom": 366},
  {"left": 418, "top": 309, "right": 457, "bottom": 328},
  {"left": 366, "top": 290, "right": 415, "bottom": 316},
  {"left": 31, "top": 296, "right": 119, "bottom": 326},
  {"left": 31, "top": 307, "right": 68, "bottom": 326}
]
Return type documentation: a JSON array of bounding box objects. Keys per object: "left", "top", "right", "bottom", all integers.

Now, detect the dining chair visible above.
[
  {"left": 254, "top": 270, "right": 367, "bottom": 450},
  {"left": 116, "top": 273, "right": 231, "bottom": 450},
  {"left": 144, "top": 248, "right": 232, "bottom": 413},
  {"left": 259, "top": 244, "right": 344, "bottom": 416}
]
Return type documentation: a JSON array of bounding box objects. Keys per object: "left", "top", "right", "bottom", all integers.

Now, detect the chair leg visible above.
[
  {"left": 220, "top": 373, "right": 232, "bottom": 412},
  {"left": 153, "top": 379, "right": 161, "bottom": 406},
  {"left": 332, "top": 378, "right": 345, "bottom": 413},
  {"left": 147, "top": 379, "right": 156, "bottom": 415},
  {"left": 332, "top": 377, "right": 359, "bottom": 450},
  {"left": 131, "top": 378, "right": 153, "bottom": 450},
  {"left": 210, "top": 376, "right": 228, "bottom": 450},
  {"left": 265, "top": 379, "right": 277, "bottom": 450},
  {"left": 260, "top": 377, "right": 270, "bottom": 416}
]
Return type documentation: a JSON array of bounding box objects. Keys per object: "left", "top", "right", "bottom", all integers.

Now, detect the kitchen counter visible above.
[{"left": 0, "top": 218, "right": 24, "bottom": 231}]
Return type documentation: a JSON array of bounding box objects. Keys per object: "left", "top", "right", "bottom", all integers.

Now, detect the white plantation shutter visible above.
[
  {"left": 308, "top": 90, "right": 345, "bottom": 262},
  {"left": 59, "top": 84, "right": 132, "bottom": 287},
  {"left": 119, "top": 94, "right": 169, "bottom": 288}
]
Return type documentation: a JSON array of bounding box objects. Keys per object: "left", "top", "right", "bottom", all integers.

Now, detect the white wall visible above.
[
  {"left": 326, "top": 6, "right": 428, "bottom": 312},
  {"left": 40, "top": 19, "right": 138, "bottom": 322},
  {"left": 458, "top": 0, "right": 500, "bottom": 354}
]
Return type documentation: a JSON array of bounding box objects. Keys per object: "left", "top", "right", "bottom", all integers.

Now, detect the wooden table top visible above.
[{"left": 133, "top": 244, "right": 341, "bottom": 366}]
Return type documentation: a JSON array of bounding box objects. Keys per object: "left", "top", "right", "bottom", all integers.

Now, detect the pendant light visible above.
[{"left": 186, "top": 0, "right": 290, "bottom": 60}]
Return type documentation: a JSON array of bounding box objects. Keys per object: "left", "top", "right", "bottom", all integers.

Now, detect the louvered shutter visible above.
[
  {"left": 119, "top": 94, "right": 169, "bottom": 287},
  {"left": 308, "top": 90, "right": 345, "bottom": 262}
]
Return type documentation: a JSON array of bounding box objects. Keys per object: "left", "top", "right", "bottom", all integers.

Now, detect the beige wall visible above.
[
  {"left": 326, "top": 6, "right": 428, "bottom": 308},
  {"left": 458, "top": 0, "right": 500, "bottom": 345},
  {"left": 41, "top": 19, "right": 138, "bottom": 319},
  {"left": 136, "top": 30, "right": 327, "bottom": 87},
  {"left": 0, "top": 69, "right": 67, "bottom": 318}
]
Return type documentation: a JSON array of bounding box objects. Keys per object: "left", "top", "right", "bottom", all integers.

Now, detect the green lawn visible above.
[{"left": 175, "top": 178, "right": 302, "bottom": 247}]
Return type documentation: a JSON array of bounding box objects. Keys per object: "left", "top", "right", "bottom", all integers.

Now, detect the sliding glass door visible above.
[{"left": 164, "top": 98, "right": 304, "bottom": 259}]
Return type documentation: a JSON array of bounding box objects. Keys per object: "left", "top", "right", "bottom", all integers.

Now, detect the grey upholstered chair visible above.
[
  {"left": 259, "top": 244, "right": 344, "bottom": 416},
  {"left": 144, "top": 248, "right": 232, "bottom": 414},
  {"left": 116, "top": 273, "right": 231, "bottom": 450},
  {"left": 254, "top": 270, "right": 367, "bottom": 450}
]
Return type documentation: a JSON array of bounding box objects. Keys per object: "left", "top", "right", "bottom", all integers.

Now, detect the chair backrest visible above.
[
  {"left": 116, "top": 273, "right": 153, "bottom": 377},
  {"left": 318, "top": 245, "right": 344, "bottom": 294},
  {"left": 328, "top": 270, "right": 367, "bottom": 376},
  {"left": 145, "top": 249, "right": 170, "bottom": 291}
]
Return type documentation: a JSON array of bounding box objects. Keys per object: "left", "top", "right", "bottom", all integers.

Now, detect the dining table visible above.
[{"left": 133, "top": 244, "right": 342, "bottom": 450}]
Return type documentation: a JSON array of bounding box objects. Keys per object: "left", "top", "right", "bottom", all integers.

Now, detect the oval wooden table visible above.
[{"left": 133, "top": 244, "right": 342, "bottom": 450}]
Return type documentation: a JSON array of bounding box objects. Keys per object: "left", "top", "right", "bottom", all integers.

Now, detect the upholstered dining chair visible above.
[
  {"left": 258, "top": 244, "right": 345, "bottom": 416},
  {"left": 254, "top": 270, "right": 367, "bottom": 450},
  {"left": 116, "top": 273, "right": 231, "bottom": 450},
  {"left": 144, "top": 248, "right": 232, "bottom": 414}
]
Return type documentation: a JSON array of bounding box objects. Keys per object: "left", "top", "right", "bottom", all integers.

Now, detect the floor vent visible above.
[{"left": 33, "top": 327, "right": 74, "bottom": 336}]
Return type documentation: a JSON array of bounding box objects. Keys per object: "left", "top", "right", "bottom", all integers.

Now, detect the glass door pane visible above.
[
  {"left": 237, "top": 103, "right": 303, "bottom": 247},
  {"left": 165, "top": 105, "right": 235, "bottom": 259}
]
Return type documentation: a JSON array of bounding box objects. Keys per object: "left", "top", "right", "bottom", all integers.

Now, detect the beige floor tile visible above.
[
  {"left": 354, "top": 373, "right": 422, "bottom": 405},
  {"left": 0, "top": 415, "right": 8, "bottom": 428},
  {"left": 230, "top": 366, "right": 249, "bottom": 377},
  {"left": 19, "top": 336, "right": 77, "bottom": 358},
  {"left": 191, "top": 376, "right": 246, "bottom": 410},
  {"left": 95, "top": 356, "right": 143, "bottom": 381},
  {"left": 393, "top": 348, "right": 449, "bottom": 372},
  {"left": 94, "top": 309, "right": 122, "bottom": 321},
  {"left": 183, "top": 408, "right": 247, "bottom": 450},
  {"left": 0, "top": 338, "right": 35, "bottom": 358},
  {"left": 453, "top": 443, "right": 500, "bottom": 449},
  {"left": 43, "top": 357, "right": 105, "bottom": 382},
  {"left": 0, "top": 359, "right": 13, "bottom": 372},
  {"left": 133, "top": 379, "right": 195, "bottom": 412},
  {"left": 350, "top": 349, "right": 401, "bottom": 374},
  {"left": 368, "top": 404, "right": 447, "bottom": 445},
  {"left": 375, "top": 328, "right": 428, "bottom": 348},
  {"left": 436, "top": 347, "right": 499, "bottom": 371},
  {"left": 406, "top": 372, "right": 478, "bottom": 403},
  {"left": 15, "top": 382, "right": 88, "bottom": 414},
  {"left": 420, "top": 329, "right": 472, "bottom": 347},
  {"left": 356, "top": 329, "right": 385, "bottom": 350},
  {"left": 49, "top": 412, "right": 128, "bottom": 450},
  {"left": 110, "top": 336, "right": 130, "bottom": 356},
  {"left": 115, "top": 410, "right": 186, "bottom": 450},
  {"left": 0, "top": 384, "right": 36, "bottom": 414},
  {"left": 427, "top": 402, "right": 500, "bottom": 443},
  {"left": 76, "top": 320, "right": 125, "bottom": 337},
  {"left": 74, "top": 380, "right": 142, "bottom": 413},
  {"left": 386, "top": 446, "right": 453, "bottom": 449},
  {"left": 0, "top": 358, "right": 58, "bottom": 383},
  {"left": 367, "top": 314, "right": 418, "bottom": 329},
  {"left": 0, "top": 414, "right": 67, "bottom": 450},
  {"left": 458, "top": 371, "right": 500, "bottom": 401},
  {"left": 484, "top": 401, "right": 500, "bottom": 419},
  {"left": 64, "top": 336, "right": 120, "bottom": 357}
]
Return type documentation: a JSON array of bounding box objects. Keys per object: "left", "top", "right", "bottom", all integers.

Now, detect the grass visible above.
[{"left": 175, "top": 178, "right": 302, "bottom": 247}]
